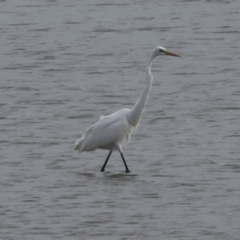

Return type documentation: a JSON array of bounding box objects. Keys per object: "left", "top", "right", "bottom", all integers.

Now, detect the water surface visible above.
[{"left": 1, "top": 0, "right": 240, "bottom": 239}]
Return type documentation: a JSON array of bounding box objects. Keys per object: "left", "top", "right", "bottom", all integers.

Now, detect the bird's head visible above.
[{"left": 153, "top": 46, "right": 181, "bottom": 58}]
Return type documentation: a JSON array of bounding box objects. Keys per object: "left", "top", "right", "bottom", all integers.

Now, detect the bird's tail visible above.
[
  {"left": 73, "top": 125, "right": 93, "bottom": 153},
  {"left": 73, "top": 137, "right": 85, "bottom": 152}
]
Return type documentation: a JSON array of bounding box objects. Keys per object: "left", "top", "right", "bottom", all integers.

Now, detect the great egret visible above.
[{"left": 74, "top": 46, "right": 180, "bottom": 172}]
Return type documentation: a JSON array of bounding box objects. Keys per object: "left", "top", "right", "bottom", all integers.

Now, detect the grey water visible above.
[{"left": 1, "top": 0, "right": 240, "bottom": 239}]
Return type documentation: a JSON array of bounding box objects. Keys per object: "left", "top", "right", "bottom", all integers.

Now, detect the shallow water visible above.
[{"left": 1, "top": 0, "right": 240, "bottom": 239}]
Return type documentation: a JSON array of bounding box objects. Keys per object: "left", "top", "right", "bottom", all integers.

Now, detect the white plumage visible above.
[{"left": 74, "top": 109, "right": 134, "bottom": 153}]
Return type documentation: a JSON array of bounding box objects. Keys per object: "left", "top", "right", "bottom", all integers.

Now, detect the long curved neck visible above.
[{"left": 127, "top": 52, "right": 156, "bottom": 127}]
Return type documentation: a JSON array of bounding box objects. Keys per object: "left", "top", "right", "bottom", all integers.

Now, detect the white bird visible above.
[{"left": 74, "top": 46, "right": 180, "bottom": 172}]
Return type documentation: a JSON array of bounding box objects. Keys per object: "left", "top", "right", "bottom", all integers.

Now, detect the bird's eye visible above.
[{"left": 159, "top": 49, "right": 163, "bottom": 52}]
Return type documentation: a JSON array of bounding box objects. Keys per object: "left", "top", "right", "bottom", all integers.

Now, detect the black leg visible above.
[
  {"left": 120, "top": 153, "right": 130, "bottom": 173},
  {"left": 101, "top": 151, "right": 112, "bottom": 172}
]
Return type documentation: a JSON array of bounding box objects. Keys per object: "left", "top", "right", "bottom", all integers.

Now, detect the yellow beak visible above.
[{"left": 163, "top": 49, "right": 181, "bottom": 57}]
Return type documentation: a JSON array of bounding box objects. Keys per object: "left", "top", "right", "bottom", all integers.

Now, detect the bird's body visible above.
[
  {"left": 74, "top": 108, "right": 134, "bottom": 152},
  {"left": 74, "top": 46, "right": 180, "bottom": 172}
]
